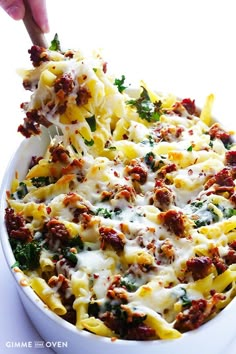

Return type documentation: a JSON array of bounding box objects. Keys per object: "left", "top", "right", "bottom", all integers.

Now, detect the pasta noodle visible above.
[{"left": 30, "top": 277, "right": 67, "bottom": 316}]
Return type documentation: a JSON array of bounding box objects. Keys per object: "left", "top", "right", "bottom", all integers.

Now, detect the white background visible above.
[{"left": 0, "top": 0, "right": 236, "bottom": 353}]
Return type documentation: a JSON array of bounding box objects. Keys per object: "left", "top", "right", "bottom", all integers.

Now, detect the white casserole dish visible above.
[{"left": 1, "top": 126, "right": 236, "bottom": 354}]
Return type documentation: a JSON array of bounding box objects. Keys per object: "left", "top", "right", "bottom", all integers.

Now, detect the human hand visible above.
[{"left": 0, "top": 0, "right": 49, "bottom": 32}]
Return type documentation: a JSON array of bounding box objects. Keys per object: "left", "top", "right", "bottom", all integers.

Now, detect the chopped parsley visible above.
[
  {"left": 114, "top": 75, "right": 127, "bottom": 93},
  {"left": 49, "top": 33, "right": 61, "bottom": 51},
  {"left": 127, "top": 86, "right": 162, "bottom": 122}
]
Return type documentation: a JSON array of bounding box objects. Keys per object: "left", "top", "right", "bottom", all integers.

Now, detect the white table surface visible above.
[{"left": 1, "top": 1, "right": 236, "bottom": 353}]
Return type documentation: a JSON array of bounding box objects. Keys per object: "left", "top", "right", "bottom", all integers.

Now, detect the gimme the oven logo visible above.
[{"left": 5, "top": 341, "right": 68, "bottom": 349}]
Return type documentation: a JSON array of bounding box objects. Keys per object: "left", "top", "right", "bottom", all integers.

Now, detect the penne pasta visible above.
[
  {"left": 4, "top": 42, "right": 236, "bottom": 341},
  {"left": 30, "top": 277, "right": 67, "bottom": 316}
]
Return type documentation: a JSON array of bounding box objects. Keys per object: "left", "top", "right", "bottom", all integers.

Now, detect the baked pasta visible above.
[{"left": 4, "top": 37, "right": 236, "bottom": 340}]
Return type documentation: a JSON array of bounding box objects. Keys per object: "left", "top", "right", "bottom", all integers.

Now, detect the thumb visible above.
[{"left": 0, "top": 0, "right": 25, "bottom": 20}]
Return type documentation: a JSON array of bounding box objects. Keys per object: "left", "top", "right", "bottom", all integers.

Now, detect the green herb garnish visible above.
[
  {"left": 49, "top": 33, "right": 61, "bottom": 51},
  {"left": 127, "top": 86, "right": 162, "bottom": 122},
  {"left": 85, "top": 115, "right": 96, "bottom": 132},
  {"left": 114, "top": 75, "right": 127, "bottom": 93}
]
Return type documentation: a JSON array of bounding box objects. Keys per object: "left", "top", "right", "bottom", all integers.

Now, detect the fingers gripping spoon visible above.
[{"left": 23, "top": 0, "right": 48, "bottom": 48}]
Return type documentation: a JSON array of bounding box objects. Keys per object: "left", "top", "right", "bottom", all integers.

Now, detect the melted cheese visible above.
[{"left": 6, "top": 46, "right": 236, "bottom": 340}]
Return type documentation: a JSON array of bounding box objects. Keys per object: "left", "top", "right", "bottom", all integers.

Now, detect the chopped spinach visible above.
[
  {"left": 10, "top": 239, "right": 42, "bottom": 270},
  {"left": 85, "top": 115, "right": 96, "bottom": 132},
  {"left": 71, "top": 144, "right": 78, "bottom": 153},
  {"left": 225, "top": 142, "right": 233, "bottom": 150},
  {"left": 84, "top": 138, "right": 94, "bottom": 146},
  {"left": 88, "top": 302, "right": 100, "bottom": 317},
  {"left": 190, "top": 201, "right": 220, "bottom": 228},
  {"left": 144, "top": 151, "right": 156, "bottom": 171},
  {"left": 187, "top": 145, "right": 193, "bottom": 151},
  {"left": 16, "top": 182, "right": 28, "bottom": 199},
  {"left": 31, "top": 176, "right": 53, "bottom": 188},
  {"left": 190, "top": 200, "right": 204, "bottom": 210},
  {"left": 103, "top": 301, "right": 128, "bottom": 321},
  {"left": 223, "top": 208, "right": 236, "bottom": 218},
  {"left": 180, "top": 288, "right": 191, "bottom": 306},
  {"left": 68, "top": 235, "right": 84, "bottom": 250},
  {"left": 62, "top": 247, "right": 78, "bottom": 266},
  {"left": 55, "top": 236, "right": 84, "bottom": 265},
  {"left": 49, "top": 33, "right": 61, "bottom": 51},
  {"left": 11, "top": 261, "right": 20, "bottom": 269},
  {"left": 209, "top": 141, "right": 214, "bottom": 148},
  {"left": 120, "top": 275, "right": 139, "bottom": 292},
  {"left": 95, "top": 207, "right": 122, "bottom": 219},
  {"left": 141, "top": 135, "right": 155, "bottom": 147},
  {"left": 127, "top": 86, "right": 162, "bottom": 122},
  {"left": 96, "top": 208, "right": 112, "bottom": 219}
]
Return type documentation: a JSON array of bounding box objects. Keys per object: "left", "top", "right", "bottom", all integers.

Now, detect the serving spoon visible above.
[{"left": 22, "top": 0, "right": 48, "bottom": 47}]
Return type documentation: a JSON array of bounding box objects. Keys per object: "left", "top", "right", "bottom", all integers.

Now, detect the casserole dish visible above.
[{"left": 1, "top": 133, "right": 236, "bottom": 353}]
